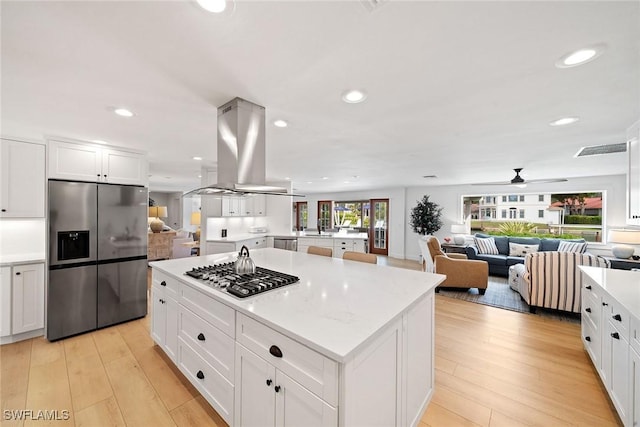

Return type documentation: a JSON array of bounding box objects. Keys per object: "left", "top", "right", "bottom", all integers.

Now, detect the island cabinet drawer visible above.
[
  {"left": 180, "top": 285, "right": 235, "bottom": 338},
  {"left": 153, "top": 270, "right": 180, "bottom": 300},
  {"left": 603, "top": 297, "right": 630, "bottom": 341},
  {"left": 178, "top": 337, "right": 234, "bottom": 425},
  {"left": 236, "top": 313, "right": 338, "bottom": 407},
  {"left": 178, "top": 306, "right": 235, "bottom": 383},
  {"left": 582, "top": 289, "right": 601, "bottom": 329},
  {"left": 582, "top": 314, "right": 600, "bottom": 365}
]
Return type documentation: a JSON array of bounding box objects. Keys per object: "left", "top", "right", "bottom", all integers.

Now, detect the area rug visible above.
[{"left": 437, "top": 277, "right": 580, "bottom": 322}]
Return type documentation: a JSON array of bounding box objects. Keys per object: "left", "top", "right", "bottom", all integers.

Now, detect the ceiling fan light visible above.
[{"left": 196, "top": 0, "right": 227, "bottom": 13}]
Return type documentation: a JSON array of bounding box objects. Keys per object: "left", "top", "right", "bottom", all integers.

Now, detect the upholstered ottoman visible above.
[{"left": 508, "top": 264, "right": 526, "bottom": 292}]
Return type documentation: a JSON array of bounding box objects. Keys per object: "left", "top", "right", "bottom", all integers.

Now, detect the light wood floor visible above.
[{"left": 0, "top": 257, "right": 621, "bottom": 427}]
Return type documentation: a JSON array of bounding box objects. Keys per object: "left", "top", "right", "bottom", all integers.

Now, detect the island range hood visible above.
[{"left": 185, "top": 97, "right": 299, "bottom": 197}]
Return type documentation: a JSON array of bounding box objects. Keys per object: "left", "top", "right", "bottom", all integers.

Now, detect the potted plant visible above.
[{"left": 410, "top": 195, "right": 443, "bottom": 236}]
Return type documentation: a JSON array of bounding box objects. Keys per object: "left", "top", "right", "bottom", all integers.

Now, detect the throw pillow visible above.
[
  {"left": 474, "top": 237, "right": 499, "bottom": 255},
  {"left": 509, "top": 242, "right": 539, "bottom": 257},
  {"left": 557, "top": 240, "right": 588, "bottom": 253}
]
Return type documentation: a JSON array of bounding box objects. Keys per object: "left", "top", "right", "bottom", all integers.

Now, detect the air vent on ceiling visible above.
[
  {"left": 575, "top": 142, "right": 627, "bottom": 157},
  {"left": 360, "top": 0, "right": 388, "bottom": 12},
  {"left": 422, "top": 175, "right": 437, "bottom": 179}
]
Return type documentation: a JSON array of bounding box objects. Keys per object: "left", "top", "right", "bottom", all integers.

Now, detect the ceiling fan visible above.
[{"left": 472, "top": 168, "right": 568, "bottom": 186}]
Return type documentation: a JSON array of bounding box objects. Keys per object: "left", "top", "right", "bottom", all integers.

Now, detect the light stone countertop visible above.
[
  {"left": 206, "top": 231, "right": 369, "bottom": 243},
  {"left": 150, "top": 248, "right": 444, "bottom": 362},
  {"left": 580, "top": 266, "right": 640, "bottom": 319},
  {"left": 0, "top": 253, "right": 46, "bottom": 266}
]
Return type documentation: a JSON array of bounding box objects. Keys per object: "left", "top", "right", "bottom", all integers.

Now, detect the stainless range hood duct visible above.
[{"left": 185, "top": 97, "right": 300, "bottom": 197}]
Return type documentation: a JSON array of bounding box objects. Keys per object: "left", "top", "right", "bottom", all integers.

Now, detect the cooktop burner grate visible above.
[{"left": 185, "top": 262, "right": 299, "bottom": 298}]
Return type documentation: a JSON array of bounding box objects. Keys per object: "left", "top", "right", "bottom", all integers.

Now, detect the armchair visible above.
[
  {"left": 426, "top": 237, "right": 489, "bottom": 294},
  {"left": 517, "top": 251, "right": 610, "bottom": 313}
]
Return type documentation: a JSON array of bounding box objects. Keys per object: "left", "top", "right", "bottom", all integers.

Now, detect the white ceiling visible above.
[{"left": 2, "top": 1, "right": 639, "bottom": 194}]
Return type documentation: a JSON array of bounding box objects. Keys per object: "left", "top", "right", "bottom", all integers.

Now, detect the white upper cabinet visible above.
[
  {"left": 0, "top": 138, "right": 45, "bottom": 218},
  {"left": 48, "top": 139, "right": 148, "bottom": 186},
  {"left": 627, "top": 119, "right": 640, "bottom": 225}
]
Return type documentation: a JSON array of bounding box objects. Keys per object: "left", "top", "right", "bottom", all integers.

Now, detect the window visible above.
[
  {"left": 501, "top": 209, "right": 506, "bottom": 218},
  {"left": 318, "top": 201, "right": 332, "bottom": 230},
  {"left": 519, "top": 209, "right": 525, "bottom": 218},
  {"left": 519, "top": 195, "right": 525, "bottom": 202},
  {"left": 509, "top": 208, "right": 517, "bottom": 219},
  {"left": 539, "top": 195, "right": 544, "bottom": 202},
  {"left": 508, "top": 195, "right": 518, "bottom": 202},
  {"left": 538, "top": 209, "right": 544, "bottom": 218},
  {"left": 502, "top": 196, "right": 507, "bottom": 202}
]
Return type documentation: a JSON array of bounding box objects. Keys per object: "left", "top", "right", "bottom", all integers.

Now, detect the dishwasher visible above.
[{"left": 274, "top": 237, "right": 297, "bottom": 251}]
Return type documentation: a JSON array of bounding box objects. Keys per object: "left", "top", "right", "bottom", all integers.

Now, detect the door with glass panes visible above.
[{"left": 370, "top": 199, "right": 388, "bottom": 255}]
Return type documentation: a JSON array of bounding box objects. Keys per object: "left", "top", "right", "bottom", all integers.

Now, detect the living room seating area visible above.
[{"left": 465, "top": 233, "right": 588, "bottom": 277}]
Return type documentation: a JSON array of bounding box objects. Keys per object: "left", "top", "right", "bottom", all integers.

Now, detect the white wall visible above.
[
  {"left": 0, "top": 219, "right": 46, "bottom": 258},
  {"left": 303, "top": 188, "right": 407, "bottom": 259},
  {"left": 404, "top": 174, "right": 630, "bottom": 261}
]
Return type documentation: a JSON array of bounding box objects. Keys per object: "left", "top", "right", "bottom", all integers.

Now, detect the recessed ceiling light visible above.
[
  {"left": 284, "top": 177, "right": 291, "bottom": 180},
  {"left": 306, "top": 181, "right": 313, "bottom": 184},
  {"left": 322, "top": 176, "right": 329, "bottom": 180},
  {"left": 197, "top": 175, "right": 202, "bottom": 178},
  {"left": 556, "top": 44, "right": 606, "bottom": 68},
  {"left": 273, "top": 120, "right": 288, "bottom": 128},
  {"left": 193, "top": 156, "right": 203, "bottom": 160},
  {"left": 114, "top": 108, "right": 134, "bottom": 117},
  {"left": 196, "top": 0, "right": 228, "bottom": 13},
  {"left": 92, "top": 140, "right": 108, "bottom": 144},
  {"left": 549, "top": 117, "right": 580, "bottom": 126},
  {"left": 342, "top": 90, "right": 367, "bottom": 104},
  {"left": 343, "top": 181, "right": 350, "bottom": 184}
]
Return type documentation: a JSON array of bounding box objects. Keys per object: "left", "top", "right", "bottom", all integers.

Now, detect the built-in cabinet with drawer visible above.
[
  {"left": 204, "top": 195, "right": 267, "bottom": 217},
  {"left": 0, "top": 138, "right": 45, "bottom": 218},
  {"left": 151, "top": 262, "right": 435, "bottom": 427},
  {"left": 205, "top": 237, "right": 267, "bottom": 255},
  {"left": 627, "top": 119, "right": 640, "bottom": 225},
  {"left": 581, "top": 269, "right": 639, "bottom": 427},
  {"left": 297, "top": 236, "right": 367, "bottom": 258},
  {"left": 48, "top": 139, "right": 148, "bottom": 186},
  {"left": 148, "top": 231, "right": 176, "bottom": 261},
  {"left": 1, "top": 262, "right": 45, "bottom": 343}
]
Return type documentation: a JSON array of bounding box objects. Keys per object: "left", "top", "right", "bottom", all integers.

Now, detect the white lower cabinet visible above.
[
  {"left": 11, "top": 263, "right": 45, "bottom": 335},
  {"left": 297, "top": 237, "right": 366, "bottom": 258},
  {"left": 582, "top": 273, "right": 637, "bottom": 427},
  {"left": 1, "top": 266, "right": 12, "bottom": 337},
  {"left": 206, "top": 237, "right": 267, "bottom": 255},
  {"left": 151, "top": 271, "right": 179, "bottom": 362},
  {"left": 235, "top": 344, "right": 337, "bottom": 427}
]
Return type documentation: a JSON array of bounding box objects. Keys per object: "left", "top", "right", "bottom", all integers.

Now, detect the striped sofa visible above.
[{"left": 514, "top": 251, "right": 610, "bottom": 313}]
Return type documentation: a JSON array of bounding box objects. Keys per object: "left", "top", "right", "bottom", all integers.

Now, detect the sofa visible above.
[
  {"left": 465, "top": 233, "right": 587, "bottom": 277},
  {"left": 510, "top": 251, "right": 610, "bottom": 313}
]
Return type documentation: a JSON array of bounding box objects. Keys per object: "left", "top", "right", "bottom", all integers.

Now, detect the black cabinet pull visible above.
[
  {"left": 274, "top": 385, "right": 281, "bottom": 393},
  {"left": 15, "top": 272, "right": 21, "bottom": 275},
  {"left": 611, "top": 332, "right": 620, "bottom": 340},
  {"left": 197, "top": 333, "right": 205, "bottom": 341},
  {"left": 585, "top": 336, "right": 591, "bottom": 342},
  {"left": 585, "top": 285, "right": 592, "bottom": 290},
  {"left": 269, "top": 345, "right": 283, "bottom": 358},
  {"left": 97, "top": 174, "right": 101, "bottom": 177},
  {"left": 1, "top": 209, "right": 6, "bottom": 212},
  {"left": 196, "top": 370, "right": 205, "bottom": 380},
  {"left": 161, "top": 281, "right": 167, "bottom": 287},
  {"left": 602, "top": 302, "right": 608, "bottom": 306},
  {"left": 586, "top": 307, "right": 591, "bottom": 313},
  {"left": 612, "top": 314, "right": 622, "bottom": 321},
  {"left": 266, "top": 379, "right": 272, "bottom": 386}
]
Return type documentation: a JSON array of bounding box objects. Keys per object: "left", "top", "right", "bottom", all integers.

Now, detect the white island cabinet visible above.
[
  {"left": 150, "top": 248, "right": 442, "bottom": 427},
  {"left": 580, "top": 267, "right": 640, "bottom": 427}
]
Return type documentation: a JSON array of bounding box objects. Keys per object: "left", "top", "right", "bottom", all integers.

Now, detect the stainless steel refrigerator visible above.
[{"left": 47, "top": 180, "right": 148, "bottom": 341}]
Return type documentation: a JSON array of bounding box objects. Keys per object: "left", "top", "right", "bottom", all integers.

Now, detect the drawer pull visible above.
[
  {"left": 611, "top": 332, "right": 620, "bottom": 340},
  {"left": 612, "top": 314, "right": 622, "bottom": 322},
  {"left": 585, "top": 336, "right": 591, "bottom": 342},
  {"left": 585, "top": 285, "right": 592, "bottom": 290},
  {"left": 602, "top": 302, "right": 608, "bottom": 307},
  {"left": 197, "top": 333, "right": 206, "bottom": 341},
  {"left": 266, "top": 379, "right": 272, "bottom": 386},
  {"left": 585, "top": 307, "right": 591, "bottom": 313},
  {"left": 196, "top": 370, "right": 205, "bottom": 380},
  {"left": 161, "top": 281, "right": 167, "bottom": 287},
  {"left": 269, "top": 345, "right": 283, "bottom": 358},
  {"left": 274, "top": 385, "right": 281, "bottom": 393}
]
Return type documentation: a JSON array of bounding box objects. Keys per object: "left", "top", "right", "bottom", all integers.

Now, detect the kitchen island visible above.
[{"left": 150, "top": 248, "right": 443, "bottom": 426}]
